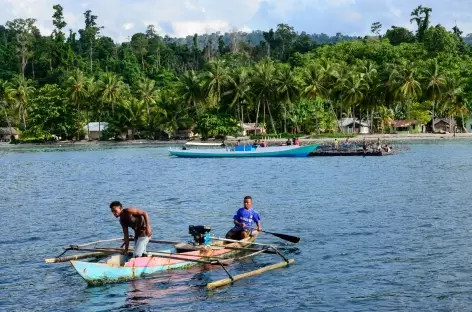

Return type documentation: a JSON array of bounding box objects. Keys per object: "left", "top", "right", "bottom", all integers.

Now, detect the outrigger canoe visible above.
[
  {"left": 45, "top": 225, "right": 296, "bottom": 289},
  {"left": 169, "top": 144, "right": 319, "bottom": 158}
]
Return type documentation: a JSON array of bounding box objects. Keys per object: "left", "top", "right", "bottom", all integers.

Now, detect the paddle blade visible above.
[{"left": 264, "top": 231, "right": 300, "bottom": 244}]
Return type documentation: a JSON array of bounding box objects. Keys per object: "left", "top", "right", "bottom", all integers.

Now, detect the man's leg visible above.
[
  {"left": 225, "top": 228, "right": 243, "bottom": 240},
  {"left": 134, "top": 236, "right": 150, "bottom": 257},
  {"left": 240, "top": 229, "right": 251, "bottom": 239}
]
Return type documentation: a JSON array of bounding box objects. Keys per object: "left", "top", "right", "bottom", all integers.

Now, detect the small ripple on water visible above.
[{"left": 2, "top": 143, "right": 472, "bottom": 311}]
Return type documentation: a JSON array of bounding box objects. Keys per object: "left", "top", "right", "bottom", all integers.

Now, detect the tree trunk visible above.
[
  {"left": 20, "top": 102, "right": 27, "bottom": 129},
  {"left": 352, "top": 105, "right": 355, "bottom": 135},
  {"left": 283, "top": 102, "right": 287, "bottom": 133},
  {"left": 89, "top": 38, "right": 93, "bottom": 72},
  {"left": 266, "top": 98, "right": 277, "bottom": 134},
  {"left": 431, "top": 100, "right": 435, "bottom": 133},
  {"left": 461, "top": 110, "right": 468, "bottom": 133},
  {"left": 255, "top": 100, "right": 260, "bottom": 127},
  {"left": 408, "top": 100, "right": 412, "bottom": 134}
]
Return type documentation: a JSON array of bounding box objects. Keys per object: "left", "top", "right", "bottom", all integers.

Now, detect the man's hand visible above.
[{"left": 257, "top": 226, "right": 262, "bottom": 232}]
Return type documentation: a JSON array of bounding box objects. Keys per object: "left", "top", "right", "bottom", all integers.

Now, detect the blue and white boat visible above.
[{"left": 169, "top": 143, "right": 319, "bottom": 158}]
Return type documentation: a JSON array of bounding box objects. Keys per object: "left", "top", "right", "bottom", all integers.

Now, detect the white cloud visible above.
[
  {"left": 123, "top": 22, "right": 134, "bottom": 30},
  {"left": 326, "top": 0, "right": 355, "bottom": 6},
  {"left": 343, "top": 11, "right": 362, "bottom": 22},
  {"left": 171, "top": 20, "right": 229, "bottom": 37}
]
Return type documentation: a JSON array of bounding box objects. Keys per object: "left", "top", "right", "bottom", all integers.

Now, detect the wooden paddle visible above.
[{"left": 247, "top": 228, "right": 300, "bottom": 244}]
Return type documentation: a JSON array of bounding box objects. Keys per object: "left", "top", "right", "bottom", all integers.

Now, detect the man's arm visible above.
[
  {"left": 234, "top": 219, "right": 245, "bottom": 227},
  {"left": 121, "top": 223, "right": 129, "bottom": 254},
  {"left": 256, "top": 221, "right": 262, "bottom": 232},
  {"left": 233, "top": 210, "right": 245, "bottom": 228},
  {"left": 126, "top": 207, "right": 152, "bottom": 237}
]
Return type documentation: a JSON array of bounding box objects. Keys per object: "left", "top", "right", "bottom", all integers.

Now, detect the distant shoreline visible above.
[{"left": 1, "top": 133, "right": 471, "bottom": 149}]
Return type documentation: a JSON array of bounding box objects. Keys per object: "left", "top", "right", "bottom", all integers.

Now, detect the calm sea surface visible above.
[{"left": 1, "top": 141, "right": 472, "bottom": 311}]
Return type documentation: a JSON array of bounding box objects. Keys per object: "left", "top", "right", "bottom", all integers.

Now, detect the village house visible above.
[
  {"left": 242, "top": 123, "right": 266, "bottom": 136},
  {"left": 174, "top": 129, "right": 195, "bottom": 139},
  {"left": 0, "top": 127, "right": 19, "bottom": 141},
  {"left": 432, "top": 118, "right": 456, "bottom": 133},
  {"left": 338, "top": 118, "right": 369, "bottom": 134},
  {"left": 391, "top": 120, "right": 425, "bottom": 133},
  {"left": 84, "top": 122, "right": 108, "bottom": 140}
]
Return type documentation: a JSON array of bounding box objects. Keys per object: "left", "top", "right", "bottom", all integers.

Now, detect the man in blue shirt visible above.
[{"left": 225, "top": 196, "right": 262, "bottom": 240}]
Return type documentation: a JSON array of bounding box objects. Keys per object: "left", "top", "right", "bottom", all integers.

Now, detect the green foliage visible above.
[
  {"left": 28, "top": 84, "right": 77, "bottom": 138},
  {"left": 195, "top": 113, "right": 241, "bottom": 139},
  {"left": 0, "top": 4, "right": 471, "bottom": 140}
]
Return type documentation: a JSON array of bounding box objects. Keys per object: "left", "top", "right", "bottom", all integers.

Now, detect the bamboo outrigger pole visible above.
[
  {"left": 45, "top": 252, "right": 107, "bottom": 263},
  {"left": 207, "top": 259, "right": 295, "bottom": 290}
]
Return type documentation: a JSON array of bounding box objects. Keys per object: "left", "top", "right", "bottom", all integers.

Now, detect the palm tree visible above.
[
  {"left": 97, "top": 72, "right": 125, "bottom": 116},
  {"left": 377, "top": 106, "right": 395, "bottom": 133},
  {"left": 0, "top": 80, "right": 13, "bottom": 137},
  {"left": 155, "top": 91, "right": 193, "bottom": 137},
  {"left": 396, "top": 67, "right": 422, "bottom": 133},
  {"left": 225, "top": 67, "right": 253, "bottom": 126},
  {"left": 340, "top": 72, "right": 366, "bottom": 134},
  {"left": 136, "top": 77, "right": 159, "bottom": 133},
  {"left": 5, "top": 75, "right": 35, "bottom": 129},
  {"left": 177, "top": 70, "right": 202, "bottom": 117},
  {"left": 301, "top": 63, "right": 326, "bottom": 135},
  {"left": 276, "top": 65, "right": 299, "bottom": 133},
  {"left": 422, "top": 59, "right": 445, "bottom": 132},
  {"left": 443, "top": 76, "right": 467, "bottom": 133},
  {"left": 121, "top": 98, "right": 146, "bottom": 139},
  {"left": 252, "top": 58, "right": 278, "bottom": 133},
  {"left": 204, "top": 59, "right": 229, "bottom": 107},
  {"left": 358, "top": 61, "right": 379, "bottom": 133},
  {"left": 64, "top": 69, "right": 90, "bottom": 139}
]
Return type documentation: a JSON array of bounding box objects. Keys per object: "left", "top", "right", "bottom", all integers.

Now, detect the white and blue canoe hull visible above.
[
  {"left": 169, "top": 144, "right": 319, "bottom": 158},
  {"left": 70, "top": 254, "right": 194, "bottom": 285}
]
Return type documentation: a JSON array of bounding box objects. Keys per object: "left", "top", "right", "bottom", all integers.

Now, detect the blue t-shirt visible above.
[{"left": 233, "top": 208, "right": 261, "bottom": 230}]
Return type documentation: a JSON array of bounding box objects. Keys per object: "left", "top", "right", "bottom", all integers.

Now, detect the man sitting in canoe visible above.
[
  {"left": 226, "top": 196, "right": 262, "bottom": 240},
  {"left": 110, "top": 201, "right": 152, "bottom": 257}
]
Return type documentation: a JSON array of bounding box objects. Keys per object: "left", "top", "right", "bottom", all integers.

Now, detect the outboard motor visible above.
[{"left": 189, "top": 225, "right": 211, "bottom": 245}]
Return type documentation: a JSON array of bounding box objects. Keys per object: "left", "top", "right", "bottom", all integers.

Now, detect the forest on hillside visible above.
[{"left": 0, "top": 4, "right": 471, "bottom": 141}]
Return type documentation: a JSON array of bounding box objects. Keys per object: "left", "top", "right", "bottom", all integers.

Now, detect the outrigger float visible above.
[{"left": 45, "top": 225, "right": 297, "bottom": 289}]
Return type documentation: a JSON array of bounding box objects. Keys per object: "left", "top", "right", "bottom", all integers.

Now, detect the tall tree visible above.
[
  {"left": 136, "top": 77, "right": 159, "bottom": 132},
  {"left": 422, "top": 58, "right": 445, "bottom": 132},
  {"left": 410, "top": 5, "right": 432, "bottom": 42},
  {"left": 6, "top": 18, "right": 38, "bottom": 77},
  {"left": 371, "top": 22, "right": 382, "bottom": 37},
  {"left": 396, "top": 67, "right": 422, "bottom": 132},
  {"left": 5, "top": 75, "right": 35, "bottom": 129}
]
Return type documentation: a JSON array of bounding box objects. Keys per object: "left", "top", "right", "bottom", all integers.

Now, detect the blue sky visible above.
[{"left": 1, "top": 0, "right": 471, "bottom": 41}]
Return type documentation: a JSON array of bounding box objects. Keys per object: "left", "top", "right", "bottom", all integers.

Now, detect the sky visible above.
[{"left": 1, "top": 0, "right": 472, "bottom": 42}]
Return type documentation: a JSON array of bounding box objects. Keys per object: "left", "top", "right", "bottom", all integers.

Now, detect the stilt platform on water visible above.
[{"left": 309, "top": 150, "right": 394, "bottom": 156}]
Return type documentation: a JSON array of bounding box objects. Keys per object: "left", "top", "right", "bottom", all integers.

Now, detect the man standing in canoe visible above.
[
  {"left": 110, "top": 201, "right": 152, "bottom": 257},
  {"left": 226, "top": 196, "right": 262, "bottom": 240}
]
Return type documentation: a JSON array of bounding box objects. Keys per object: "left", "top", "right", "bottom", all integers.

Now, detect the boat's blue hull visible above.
[
  {"left": 70, "top": 255, "right": 195, "bottom": 285},
  {"left": 169, "top": 144, "right": 319, "bottom": 158}
]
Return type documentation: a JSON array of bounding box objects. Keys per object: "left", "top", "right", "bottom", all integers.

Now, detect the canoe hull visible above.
[
  {"left": 169, "top": 144, "right": 319, "bottom": 158},
  {"left": 70, "top": 234, "right": 258, "bottom": 285}
]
